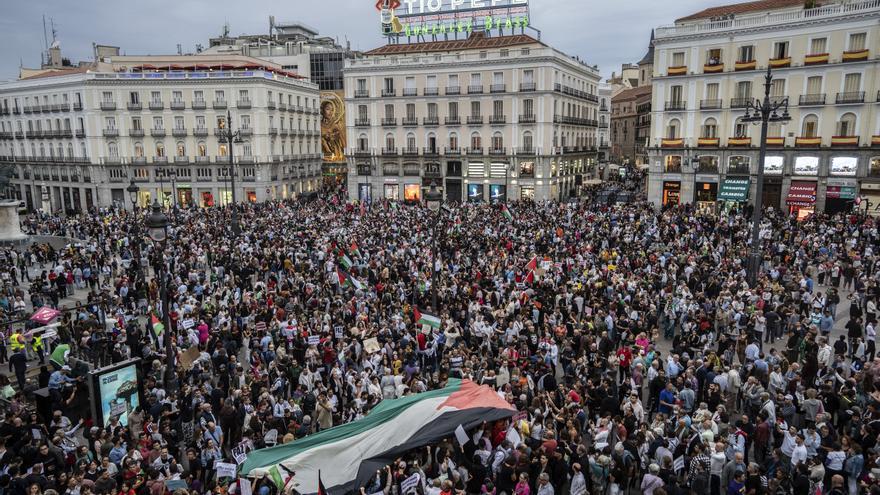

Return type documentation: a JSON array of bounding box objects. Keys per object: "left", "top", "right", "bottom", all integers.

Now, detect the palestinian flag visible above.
[
  {"left": 501, "top": 204, "right": 514, "bottom": 222},
  {"left": 317, "top": 471, "right": 328, "bottom": 495},
  {"left": 337, "top": 268, "right": 364, "bottom": 291},
  {"left": 350, "top": 242, "right": 362, "bottom": 259},
  {"left": 151, "top": 314, "right": 165, "bottom": 336},
  {"left": 414, "top": 307, "right": 441, "bottom": 329},
  {"left": 241, "top": 379, "right": 515, "bottom": 494},
  {"left": 338, "top": 252, "right": 354, "bottom": 270}
]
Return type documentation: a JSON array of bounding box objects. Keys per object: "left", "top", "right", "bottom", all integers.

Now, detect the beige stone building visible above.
[
  {"left": 343, "top": 33, "right": 602, "bottom": 203},
  {"left": 647, "top": 0, "right": 880, "bottom": 215}
]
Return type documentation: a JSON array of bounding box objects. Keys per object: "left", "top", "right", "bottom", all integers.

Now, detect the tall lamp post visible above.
[
  {"left": 146, "top": 200, "right": 173, "bottom": 389},
  {"left": 126, "top": 180, "right": 144, "bottom": 291},
  {"left": 741, "top": 67, "right": 790, "bottom": 287},
  {"left": 218, "top": 110, "right": 243, "bottom": 236},
  {"left": 425, "top": 181, "right": 442, "bottom": 312}
]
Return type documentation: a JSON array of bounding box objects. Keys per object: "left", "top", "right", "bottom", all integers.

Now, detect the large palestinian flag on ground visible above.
[{"left": 240, "top": 379, "right": 516, "bottom": 494}]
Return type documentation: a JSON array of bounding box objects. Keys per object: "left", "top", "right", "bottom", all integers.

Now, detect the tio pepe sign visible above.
[{"left": 380, "top": 0, "right": 530, "bottom": 36}]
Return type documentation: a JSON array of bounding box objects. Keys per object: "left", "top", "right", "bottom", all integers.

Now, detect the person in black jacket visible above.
[{"left": 8, "top": 350, "right": 27, "bottom": 390}]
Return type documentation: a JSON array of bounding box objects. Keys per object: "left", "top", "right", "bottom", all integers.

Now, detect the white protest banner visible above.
[
  {"left": 307, "top": 335, "right": 321, "bottom": 346},
  {"left": 182, "top": 319, "right": 195, "bottom": 329},
  {"left": 214, "top": 461, "right": 237, "bottom": 479},
  {"left": 232, "top": 443, "right": 249, "bottom": 465},
  {"left": 400, "top": 473, "right": 421, "bottom": 494},
  {"left": 363, "top": 337, "right": 380, "bottom": 354},
  {"left": 238, "top": 478, "right": 252, "bottom": 495},
  {"left": 454, "top": 424, "right": 469, "bottom": 446},
  {"left": 334, "top": 325, "right": 344, "bottom": 339}
]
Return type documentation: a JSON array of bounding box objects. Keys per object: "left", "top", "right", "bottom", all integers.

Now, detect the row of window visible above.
[
  {"left": 355, "top": 99, "right": 595, "bottom": 121},
  {"left": 665, "top": 72, "right": 866, "bottom": 103},
  {"left": 667, "top": 32, "right": 868, "bottom": 68},
  {"left": 107, "top": 139, "right": 316, "bottom": 159},
  {"left": 2, "top": 93, "right": 83, "bottom": 113},
  {"left": 663, "top": 154, "right": 873, "bottom": 177},
  {"left": 664, "top": 112, "right": 864, "bottom": 139},
  {"left": 106, "top": 89, "right": 318, "bottom": 109},
  {"left": 353, "top": 130, "right": 599, "bottom": 152},
  {"left": 96, "top": 114, "right": 317, "bottom": 132}
]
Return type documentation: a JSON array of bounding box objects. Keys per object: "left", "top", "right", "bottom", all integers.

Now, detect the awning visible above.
[
  {"left": 787, "top": 181, "right": 817, "bottom": 206},
  {"left": 718, "top": 177, "right": 749, "bottom": 201}
]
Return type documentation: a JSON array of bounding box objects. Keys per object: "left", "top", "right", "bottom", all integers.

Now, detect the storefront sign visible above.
[
  {"left": 786, "top": 181, "right": 817, "bottom": 206},
  {"left": 468, "top": 183, "right": 484, "bottom": 202},
  {"left": 662, "top": 181, "right": 680, "bottom": 206},
  {"left": 829, "top": 156, "right": 858, "bottom": 177},
  {"left": 718, "top": 177, "right": 749, "bottom": 201},
  {"left": 763, "top": 156, "right": 783, "bottom": 175},
  {"left": 793, "top": 156, "right": 819, "bottom": 175},
  {"left": 826, "top": 186, "right": 856, "bottom": 199},
  {"left": 380, "top": 0, "right": 530, "bottom": 36},
  {"left": 95, "top": 360, "right": 141, "bottom": 428}
]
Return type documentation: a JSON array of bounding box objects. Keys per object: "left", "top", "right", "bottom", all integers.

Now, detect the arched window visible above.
[
  {"left": 426, "top": 132, "right": 437, "bottom": 153},
  {"left": 448, "top": 132, "right": 458, "bottom": 150},
  {"left": 80, "top": 143, "right": 86, "bottom": 158},
  {"left": 734, "top": 117, "right": 749, "bottom": 138},
  {"left": 385, "top": 133, "right": 395, "bottom": 151},
  {"left": 55, "top": 144, "right": 63, "bottom": 157},
  {"left": 470, "top": 131, "right": 482, "bottom": 150},
  {"left": 802, "top": 114, "right": 819, "bottom": 137},
  {"left": 522, "top": 131, "right": 534, "bottom": 151},
  {"left": 491, "top": 131, "right": 503, "bottom": 152},
  {"left": 176, "top": 141, "right": 186, "bottom": 157},
  {"left": 405, "top": 132, "right": 416, "bottom": 150},
  {"left": 242, "top": 141, "right": 252, "bottom": 157},
  {"left": 837, "top": 112, "right": 857, "bottom": 136},
  {"left": 134, "top": 142, "right": 144, "bottom": 158},
  {"left": 701, "top": 118, "right": 717, "bottom": 138},
  {"left": 197, "top": 141, "right": 207, "bottom": 157},
  {"left": 107, "top": 142, "right": 117, "bottom": 158},
  {"left": 218, "top": 143, "right": 228, "bottom": 157},
  {"left": 358, "top": 133, "right": 368, "bottom": 151},
  {"left": 67, "top": 143, "right": 73, "bottom": 158},
  {"left": 666, "top": 119, "right": 680, "bottom": 139},
  {"left": 155, "top": 142, "right": 165, "bottom": 157}
]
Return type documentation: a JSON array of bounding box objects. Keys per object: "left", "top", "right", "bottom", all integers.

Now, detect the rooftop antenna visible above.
[
  {"left": 50, "top": 17, "right": 58, "bottom": 45},
  {"left": 176, "top": 43, "right": 182, "bottom": 55},
  {"left": 41, "top": 15, "right": 49, "bottom": 66},
  {"left": 221, "top": 21, "right": 230, "bottom": 38}
]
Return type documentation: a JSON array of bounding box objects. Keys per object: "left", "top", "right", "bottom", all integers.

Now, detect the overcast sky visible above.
[{"left": 0, "top": 0, "right": 713, "bottom": 81}]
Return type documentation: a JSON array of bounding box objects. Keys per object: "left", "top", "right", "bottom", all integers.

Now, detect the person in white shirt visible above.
[
  {"left": 570, "top": 463, "right": 588, "bottom": 495},
  {"left": 791, "top": 432, "right": 809, "bottom": 469}
]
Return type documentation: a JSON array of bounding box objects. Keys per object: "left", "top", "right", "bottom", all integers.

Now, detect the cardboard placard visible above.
[
  {"left": 181, "top": 319, "right": 195, "bottom": 329},
  {"left": 307, "top": 335, "right": 321, "bottom": 346},
  {"left": 215, "top": 461, "right": 237, "bottom": 479},
  {"left": 334, "top": 325, "right": 344, "bottom": 339},
  {"left": 362, "top": 337, "right": 380, "bottom": 354},
  {"left": 179, "top": 346, "right": 201, "bottom": 370}
]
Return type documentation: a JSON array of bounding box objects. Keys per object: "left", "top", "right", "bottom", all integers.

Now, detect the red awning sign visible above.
[
  {"left": 786, "top": 181, "right": 817, "bottom": 207},
  {"left": 30, "top": 306, "right": 61, "bottom": 325}
]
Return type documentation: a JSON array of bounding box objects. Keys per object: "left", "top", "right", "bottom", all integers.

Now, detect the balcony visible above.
[
  {"left": 279, "top": 102, "right": 288, "bottom": 111},
  {"left": 703, "top": 63, "right": 724, "bottom": 73},
  {"left": 172, "top": 128, "right": 188, "bottom": 137},
  {"left": 796, "top": 136, "right": 822, "bottom": 146},
  {"left": 520, "top": 82, "right": 536, "bottom": 92},
  {"left": 73, "top": 102, "right": 83, "bottom": 111},
  {"left": 424, "top": 88, "right": 439, "bottom": 96},
  {"left": 490, "top": 84, "right": 506, "bottom": 93},
  {"left": 799, "top": 94, "right": 826, "bottom": 106},
  {"left": 489, "top": 147, "right": 507, "bottom": 155},
  {"left": 836, "top": 92, "right": 865, "bottom": 104},
  {"left": 766, "top": 137, "right": 785, "bottom": 146},
  {"left": 237, "top": 98, "right": 252, "bottom": 109},
  {"left": 132, "top": 156, "right": 147, "bottom": 165},
  {"left": 75, "top": 129, "right": 85, "bottom": 138},
  {"left": 354, "top": 118, "right": 371, "bottom": 127},
  {"left": 468, "top": 85, "right": 484, "bottom": 94},
  {"left": 381, "top": 118, "right": 397, "bottom": 126},
  {"left": 357, "top": 165, "right": 372, "bottom": 176},
  {"left": 515, "top": 147, "right": 536, "bottom": 155},
  {"left": 467, "top": 116, "right": 483, "bottom": 125},
  {"left": 664, "top": 101, "right": 686, "bottom": 111},
  {"left": 381, "top": 148, "right": 398, "bottom": 156},
  {"left": 445, "top": 117, "right": 461, "bottom": 125},
  {"left": 660, "top": 138, "right": 684, "bottom": 148},
  {"left": 423, "top": 117, "right": 439, "bottom": 126},
  {"left": 489, "top": 115, "right": 507, "bottom": 124},
  {"left": 769, "top": 57, "right": 791, "bottom": 68},
  {"left": 843, "top": 49, "right": 869, "bottom": 62},
  {"left": 101, "top": 156, "right": 124, "bottom": 165},
  {"left": 267, "top": 100, "right": 276, "bottom": 109},
  {"left": 102, "top": 128, "right": 119, "bottom": 137},
  {"left": 730, "top": 97, "right": 752, "bottom": 109},
  {"left": 734, "top": 60, "right": 757, "bottom": 71},
  {"left": 667, "top": 66, "right": 687, "bottom": 76},
  {"left": 831, "top": 136, "right": 859, "bottom": 147},
  {"left": 100, "top": 101, "right": 117, "bottom": 111},
  {"left": 170, "top": 100, "right": 185, "bottom": 110},
  {"left": 445, "top": 86, "right": 461, "bottom": 95},
  {"left": 239, "top": 127, "right": 253, "bottom": 136},
  {"left": 728, "top": 137, "right": 751, "bottom": 147},
  {"left": 127, "top": 102, "right": 142, "bottom": 111},
  {"left": 700, "top": 99, "right": 722, "bottom": 110},
  {"left": 151, "top": 128, "right": 166, "bottom": 137},
  {"left": 195, "top": 156, "right": 211, "bottom": 164},
  {"left": 174, "top": 156, "right": 190, "bottom": 164},
  {"left": 268, "top": 127, "right": 278, "bottom": 136},
  {"left": 149, "top": 100, "right": 164, "bottom": 110},
  {"left": 279, "top": 128, "right": 289, "bottom": 136},
  {"left": 697, "top": 137, "right": 720, "bottom": 147},
  {"left": 402, "top": 147, "right": 419, "bottom": 156},
  {"left": 402, "top": 88, "right": 418, "bottom": 97},
  {"left": 130, "top": 129, "right": 145, "bottom": 138},
  {"left": 381, "top": 89, "right": 396, "bottom": 97},
  {"left": 402, "top": 117, "right": 419, "bottom": 126},
  {"left": 153, "top": 156, "right": 168, "bottom": 164},
  {"left": 14, "top": 131, "right": 24, "bottom": 139},
  {"left": 423, "top": 147, "right": 440, "bottom": 156},
  {"left": 467, "top": 147, "right": 483, "bottom": 155},
  {"left": 805, "top": 53, "right": 829, "bottom": 65},
  {"left": 354, "top": 90, "right": 370, "bottom": 98},
  {"left": 213, "top": 100, "right": 228, "bottom": 109},
  {"left": 192, "top": 99, "right": 207, "bottom": 110},
  {"left": 519, "top": 114, "right": 536, "bottom": 124}
]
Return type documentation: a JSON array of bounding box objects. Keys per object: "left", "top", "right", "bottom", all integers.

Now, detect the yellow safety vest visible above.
[
  {"left": 9, "top": 333, "right": 23, "bottom": 352},
  {"left": 31, "top": 336, "right": 42, "bottom": 352}
]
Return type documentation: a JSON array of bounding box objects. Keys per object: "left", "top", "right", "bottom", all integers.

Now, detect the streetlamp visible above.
[
  {"left": 217, "top": 110, "right": 243, "bottom": 236},
  {"left": 425, "top": 181, "right": 442, "bottom": 312},
  {"left": 145, "top": 200, "right": 173, "bottom": 389},
  {"left": 741, "top": 67, "right": 791, "bottom": 287},
  {"left": 126, "top": 179, "right": 139, "bottom": 211},
  {"left": 126, "top": 179, "right": 144, "bottom": 290}
]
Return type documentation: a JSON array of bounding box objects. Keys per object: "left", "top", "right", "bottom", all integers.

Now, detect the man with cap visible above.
[{"left": 48, "top": 365, "right": 76, "bottom": 391}]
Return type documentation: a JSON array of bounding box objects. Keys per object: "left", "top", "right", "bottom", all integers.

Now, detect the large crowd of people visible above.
[{"left": 1, "top": 174, "right": 880, "bottom": 495}]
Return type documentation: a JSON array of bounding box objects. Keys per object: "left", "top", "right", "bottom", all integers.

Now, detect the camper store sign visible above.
[{"left": 380, "top": 0, "right": 530, "bottom": 36}]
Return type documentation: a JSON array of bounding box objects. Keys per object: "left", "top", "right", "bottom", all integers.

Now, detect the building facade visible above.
[
  {"left": 646, "top": 0, "right": 880, "bottom": 216},
  {"left": 597, "top": 84, "right": 611, "bottom": 163},
  {"left": 343, "top": 34, "right": 602, "bottom": 203},
  {"left": 611, "top": 85, "right": 652, "bottom": 165},
  {"left": 0, "top": 53, "right": 321, "bottom": 212}
]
